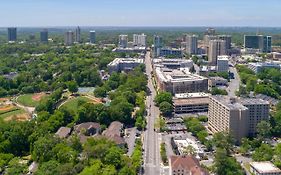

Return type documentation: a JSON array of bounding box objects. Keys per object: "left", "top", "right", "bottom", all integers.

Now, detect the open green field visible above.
[
  {"left": 17, "top": 93, "right": 48, "bottom": 107},
  {"left": 61, "top": 96, "right": 91, "bottom": 113},
  {"left": 0, "top": 108, "right": 27, "bottom": 121}
]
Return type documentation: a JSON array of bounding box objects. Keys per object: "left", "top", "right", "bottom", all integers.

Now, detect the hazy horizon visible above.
[{"left": 1, "top": 0, "right": 281, "bottom": 27}]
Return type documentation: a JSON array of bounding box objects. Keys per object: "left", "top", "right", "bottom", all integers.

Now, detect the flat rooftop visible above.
[
  {"left": 156, "top": 67, "right": 207, "bottom": 83},
  {"left": 175, "top": 92, "right": 210, "bottom": 99},
  {"left": 250, "top": 162, "right": 281, "bottom": 174},
  {"left": 240, "top": 98, "right": 269, "bottom": 105},
  {"left": 173, "top": 97, "right": 209, "bottom": 106},
  {"left": 108, "top": 58, "right": 143, "bottom": 66},
  {"left": 217, "top": 55, "right": 229, "bottom": 61},
  {"left": 210, "top": 96, "right": 248, "bottom": 110}
]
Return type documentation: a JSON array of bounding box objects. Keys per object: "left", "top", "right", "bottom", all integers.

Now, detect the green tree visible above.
[
  {"left": 5, "top": 157, "right": 28, "bottom": 175},
  {"left": 35, "top": 160, "right": 60, "bottom": 175},
  {"left": 252, "top": 144, "right": 273, "bottom": 161},
  {"left": 257, "top": 121, "right": 272, "bottom": 139},
  {"left": 154, "top": 92, "right": 172, "bottom": 106},
  {"left": 212, "top": 132, "right": 235, "bottom": 155},
  {"left": 213, "top": 148, "right": 244, "bottom": 175},
  {"left": 67, "top": 81, "right": 78, "bottom": 93},
  {"left": 94, "top": 86, "right": 107, "bottom": 98},
  {"left": 239, "top": 138, "right": 251, "bottom": 155},
  {"left": 159, "top": 101, "right": 173, "bottom": 116}
]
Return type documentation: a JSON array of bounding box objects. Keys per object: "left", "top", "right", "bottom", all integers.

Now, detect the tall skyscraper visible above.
[
  {"left": 90, "top": 31, "right": 96, "bottom": 44},
  {"left": 208, "top": 40, "right": 226, "bottom": 65},
  {"left": 133, "top": 33, "right": 147, "bottom": 47},
  {"left": 153, "top": 35, "right": 163, "bottom": 57},
  {"left": 118, "top": 35, "right": 128, "bottom": 48},
  {"left": 40, "top": 29, "right": 48, "bottom": 43},
  {"left": 185, "top": 35, "right": 198, "bottom": 55},
  {"left": 75, "top": 26, "right": 81, "bottom": 43},
  {"left": 244, "top": 35, "right": 272, "bottom": 53},
  {"left": 65, "top": 31, "right": 74, "bottom": 46},
  {"left": 218, "top": 35, "right": 232, "bottom": 50},
  {"left": 7, "top": 27, "right": 17, "bottom": 42},
  {"left": 263, "top": 36, "right": 272, "bottom": 53}
]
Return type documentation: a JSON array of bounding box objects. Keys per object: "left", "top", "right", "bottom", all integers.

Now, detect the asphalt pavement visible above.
[{"left": 143, "top": 52, "right": 161, "bottom": 175}]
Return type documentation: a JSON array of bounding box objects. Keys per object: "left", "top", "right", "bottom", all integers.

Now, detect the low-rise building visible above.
[
  {"left": 55, "top": 127, "right": 71, "bottom": 139},
  {"left": 155, "top": 68, "right": 208, "bottom": 95},
  {"left": 103, "top": 121, "right": 126, "bottom": 147},
  {"left": 153, "top": 58, "right": 194, "bottom": 70},
  {"left": 248, "top": 62, "right": 281, "bottom": 73},
  {"left": 107, "top": 58, "right": 144, "bottom": 74},
  {"left": 250, "top": 161, "right": 281, "bottom": 175},
  {"left": 272, "top": 52, "right": 281, "bottom": 60},
  {"left": 169, "top": 155, "right": 209, "bottom": 175},
  {"left": 159, "top": 48, "right": 183, "bottom": 57},
  {"left": 173, "top": 93, "right": 210, "bottom": 114},
  {"left": 112, "top": 46, "right": 146, "bottom": 54},
  {"left": 208, "top": 76, "right": 228, "bottom": 87}
]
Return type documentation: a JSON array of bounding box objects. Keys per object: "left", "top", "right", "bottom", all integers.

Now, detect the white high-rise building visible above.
[
  {"left": 208, "top": 40, "right": 226, "bottom": 66},
  {"left": 75, "top": 26, "right": 81, "bottom": 43},
  {"left": 186, "top": 35, "right": 198, "bottom": 55},
  {"left": 133, "top": 33, "right": 147, "bottom": 47},
  {"left": 65, "top": 31, "right": 74, "bottom": 46},
  {"left": 118, "top": 35, "right": 128, "bottom": 48},
  {"left": 217, "top": 55, "right": 229, "bottom": 72}
]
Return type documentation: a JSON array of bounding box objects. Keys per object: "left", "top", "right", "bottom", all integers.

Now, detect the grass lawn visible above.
[
  {"left": 61, "top": 96, "right": 91, "bottom": 113},
  {"left": 0, "top": 108, "right": 26, "bottom": 119},
  {"left": 17, "top": 93, "right": 47, "bottom": 107}
]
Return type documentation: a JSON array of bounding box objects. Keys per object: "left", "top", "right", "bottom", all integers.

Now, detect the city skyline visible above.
[{"left": 1, "top": 0, "right": 281, "bottom": 27}]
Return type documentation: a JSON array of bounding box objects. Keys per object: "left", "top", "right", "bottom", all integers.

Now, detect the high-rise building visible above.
[
  {"left": 118, "top": 35, "right": 128, "bottom": 48},
  {"left": 133, "top": 33, "right": 147, "bottom": 47},
  {"left": 205, "top": 28, "right": 216, "bottom": 35},
  {"left": 185, "top": 35, "right": 198, "bottom": 55},
  {"left": 40, "top": 29, "right": 48, "bottom": 43},
  {"left": 7, "top": 27, "right": 17, "bottom": 42},
  {"left": 90, "top": 31, "right": 96, "bottom": 44},
  {"left": 75, "top": 26, "right": 81, "bottom": 43},
  {"left": 64, "top": 31, "right": 74, "bottom": 46},
  {"left": 217, "top": 55, "right": 229, "bottom": 72},
  {"left": 208, "top": 40, "right": 226, "bottom": 66},
  {"left": 218, "top": 35, "right": 232, "bottom": 50},
  {"left": 208, "top": 96, "right": 269, "bottom": 141},
  {"left": 153, "top": 35, "right": 163, "bottom": 57},
  {"left": 244, "top": 35, "right": 272, "bottom": 53},
  {"left": 263, "top": 36, "right": 272, "bottom": 53}
]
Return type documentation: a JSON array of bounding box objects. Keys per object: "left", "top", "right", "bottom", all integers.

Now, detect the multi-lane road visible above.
[{"left": 143, "top": 51, "right": 161, "bottom": 175}]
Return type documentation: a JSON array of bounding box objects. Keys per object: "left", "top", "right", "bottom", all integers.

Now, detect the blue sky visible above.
[{"left": 1, "top": 0, "right": 281, "bottom": 27}]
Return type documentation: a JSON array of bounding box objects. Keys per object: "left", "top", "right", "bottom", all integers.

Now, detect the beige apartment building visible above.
[
  {"left": 208, "top": 96, "right": 269, "bottom": 141},
  {"left": 155, "top": 67, "right": 208, "bottom": 95}
]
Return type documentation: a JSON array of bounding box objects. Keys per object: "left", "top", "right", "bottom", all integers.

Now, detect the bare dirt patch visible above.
[
  {"left": 0, "top": 105, "right": 15, "bottom": 111},
  {"left": 32, "top": 93, "right": 46, "bottom": 101},
  {"left": 4, "top": 113, "right": 31, "bottom": 122}
]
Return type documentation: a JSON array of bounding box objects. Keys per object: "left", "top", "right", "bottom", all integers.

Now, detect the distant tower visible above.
[
  {"left": 185, "top": 35, "right": 198, "bottom": 55},
  {"left": 205, "top": 28, "right": 216, "bottom": 35},
  {"left": 153, "top": 35, "right": 163, "bottom": 57},
  {"left": 75, "top": 26, "right": 81, "bottom": 43},
  {"left": 208, "top": 40, "right": 226, "bottom": 66},
  {"left": 133, "top": 33, "right": 147, "bottom": 47},
  {"left": 7, "top": 27, "right": 17, "bottom": 42},
  {"left": 90, "top": 31, "right": 96, "bottom": 44},
  {"left": 118, "top": 35, "right": 128, "bottom": 48},
  {"left": 40, "top": 29, "right": 48, "bottom": 43},
  {"left": 65, "top": 31, "right": 74, "bottom": 46}
]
